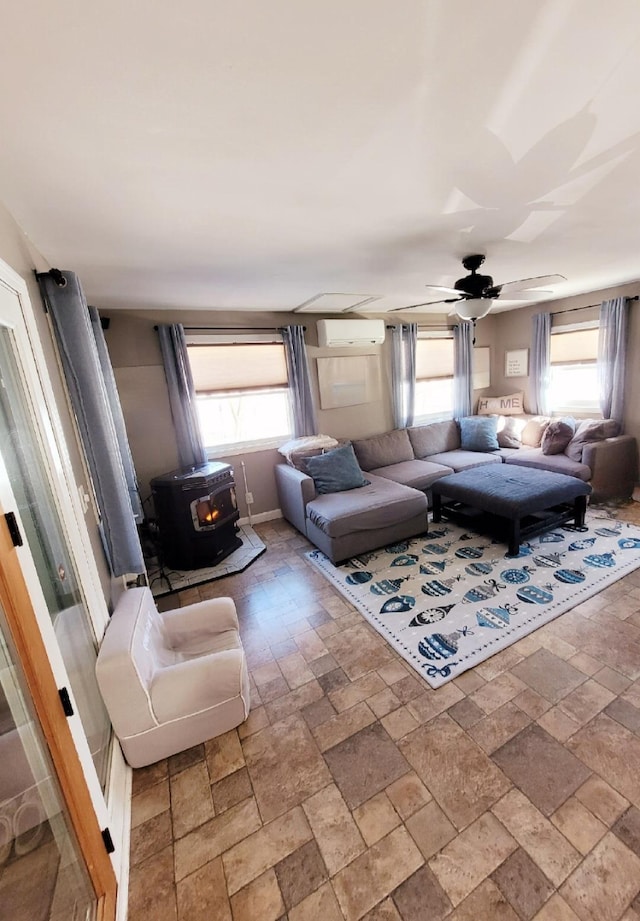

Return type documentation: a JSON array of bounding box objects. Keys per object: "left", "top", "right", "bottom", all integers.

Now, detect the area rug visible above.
[
  {"left": 147, "top": 524, "right": 266, "bottom": 598},
  {"left": 306, "top": 515, "right": 640, "bottom": 688}
]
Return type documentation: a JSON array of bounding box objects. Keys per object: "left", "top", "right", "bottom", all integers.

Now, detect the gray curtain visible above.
[
  {"left": 282, "top": 325, "right": 317, "bottom": 437},
  {"left": 89, "top": 308, "right": 142, "bottom": 522},
  {"left": 453, "top": 321, "right": 473, "bottom": 419},
  {"left": 391, "top": 324, "right": 417, "bottom": 428},
  {"left": 530, "top": 312, "right": 551, "bottom": 415},
  {"left": 598, "top": 297, "right": 628, "bottom": 426},
  {"left": 37, "top": 271, "right": 144, "bottom": 577},
  {"left": 157, "top": 324, "right": 207, "bottom": 470}
]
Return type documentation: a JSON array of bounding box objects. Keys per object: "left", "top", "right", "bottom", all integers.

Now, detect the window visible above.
[
  {"left": 549, "top": 325, "right": 600, "bottom": 414},
  {"left": 186, "top": 336, "right": 293, "bottom": 452},
  {"left": 414, "top": 335, "right": 454, "bottom": 422}
]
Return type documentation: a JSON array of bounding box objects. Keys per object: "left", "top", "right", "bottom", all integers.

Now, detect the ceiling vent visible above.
[{"left": 317, "top": 319, "right": 385, "bottom": 348}]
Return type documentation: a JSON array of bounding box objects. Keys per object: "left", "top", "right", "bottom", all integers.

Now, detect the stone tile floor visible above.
[{"left": 128, "top": 496, "right": 640, "bottom": 921}]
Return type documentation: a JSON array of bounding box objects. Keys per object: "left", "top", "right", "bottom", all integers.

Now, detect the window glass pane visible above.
[
  {"left": 187, "top": 344, "right": 288, "bottom": 392},
  {"left": 196, "top": 390, "right": 292, "bottom": 448},
  {"left": 549, "top": 363, "right": 600, "bottom": 413},
  {"left": 416, "top": 339, "right": 454, "bottom": 381},
  {"left": 414, "top": 378, "right": 454, "bottom": 421},
  {"left": 550, "top": 328, "right": 598, "bottom": 364}
]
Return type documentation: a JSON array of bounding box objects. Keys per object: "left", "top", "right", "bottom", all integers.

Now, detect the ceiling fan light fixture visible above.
[{"left": 455, "top": 298, "right": 492, "bottom": 320}]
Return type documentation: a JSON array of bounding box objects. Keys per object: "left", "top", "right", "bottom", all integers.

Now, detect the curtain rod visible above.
[
  {"left": 551, "top": 295, "right": 639, "bottom": 317},
  {"left": 154, "top": 325, "right": 306, "bottom": 332}
]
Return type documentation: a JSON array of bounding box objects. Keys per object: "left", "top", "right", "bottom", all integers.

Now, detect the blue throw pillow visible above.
[
  {"left": 304, "top": 443, "right": 370, "bottom": 494},
  {"left": 459, "top": 416, "right": 499, "bottom": 452}
]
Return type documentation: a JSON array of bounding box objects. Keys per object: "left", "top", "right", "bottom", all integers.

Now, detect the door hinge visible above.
[
  {"left": 58, "top": 687, "right": 74, "bottom": 717},
  {"left": 4, "top": 512, "right": 23, "bottom": 547},
  {"left": 101, "top": 827, "right": 115, "bottom": 854}
]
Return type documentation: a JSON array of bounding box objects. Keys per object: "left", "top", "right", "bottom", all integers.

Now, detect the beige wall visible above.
[
  {"left": 489, "top": 281, "right": 640, "bottom": 451},
  {"left": 106, "top": 308, "right": 498, "bottom": 518},
  {"left": 0, "top": 202, "right": 113, "bottom": 600}
]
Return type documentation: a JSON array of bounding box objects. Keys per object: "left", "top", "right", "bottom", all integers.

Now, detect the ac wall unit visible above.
[{"left": 317, "top": 318, "right": 385, "bottom": 348}]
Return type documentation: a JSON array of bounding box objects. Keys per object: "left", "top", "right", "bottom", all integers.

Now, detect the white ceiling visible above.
[{"left": 2, "top": 0, "right": 640, "bottom": 314}]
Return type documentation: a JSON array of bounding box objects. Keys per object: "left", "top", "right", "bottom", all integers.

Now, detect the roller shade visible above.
[
  {"left": 416, "top": 338, "right": 454, "bottom": 381},
  {"left": 550, "top": 328, "right": 598, "bottom": 364},
  {"left": 187, "top": 343, "right": 288, "bottom": 392}
]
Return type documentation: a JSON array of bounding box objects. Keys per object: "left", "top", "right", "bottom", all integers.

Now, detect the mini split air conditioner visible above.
[{"left": 317, "top": 318, "right": 385, "bottom": 348}]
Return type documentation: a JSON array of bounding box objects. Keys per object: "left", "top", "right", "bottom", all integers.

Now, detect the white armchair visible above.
[{"left": 95, "top": 587, "right": 250, "bottom": 768}]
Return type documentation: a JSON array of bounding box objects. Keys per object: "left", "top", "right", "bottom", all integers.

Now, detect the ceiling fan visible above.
[{"left": 392, "top": 254, "right": 566, "bottom": 320}]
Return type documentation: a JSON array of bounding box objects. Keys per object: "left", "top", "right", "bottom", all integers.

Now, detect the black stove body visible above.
[{"left": 150, "top": 462, "right": 241, "bottom": 570}]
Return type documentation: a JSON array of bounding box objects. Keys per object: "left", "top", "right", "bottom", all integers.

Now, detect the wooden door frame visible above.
[{"left": 0, "top": 508, "right": 117, "bottom": 917}]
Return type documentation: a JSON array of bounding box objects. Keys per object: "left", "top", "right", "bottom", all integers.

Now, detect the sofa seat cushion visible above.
[
  {"left": 425, "top": 450, "right": 502, "bottom": 472},
  {"left": 408, "top": 420, "right": 460, "bottom": 458},
  {"left": 505, "top": 448, "right": 591, "bottom": 481},
  {"left": 370, "top": 459, "right": 453, "bottom": 490},
  {"left": 306, "top": 473, "right": 427, "bottom": 539},
  {"left": 352, "top": 429, "right": 414, "bottom": 471}
]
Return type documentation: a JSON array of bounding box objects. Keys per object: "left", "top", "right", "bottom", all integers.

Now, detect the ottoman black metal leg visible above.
[
  {"left": 432, "top": 493, "right": 442, "bottom": 523},
  {"left": 574, "top": 494, "right": 587, "bottom": 527}
]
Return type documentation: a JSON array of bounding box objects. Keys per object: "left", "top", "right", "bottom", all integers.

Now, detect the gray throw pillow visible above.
[
  {"left": 541, "top": 418, "right": 576, "bottom": 456},
  {"left": 304, "top": 443, "right": 370, "bottom": 494},
  {"left": 459, "top": 416, "right": 499, "bottom": 452}
]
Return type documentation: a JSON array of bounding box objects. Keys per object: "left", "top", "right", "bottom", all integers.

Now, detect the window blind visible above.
[
  {"left": 416, "top": 338, "right": 454, "bottom": 381},
  {"left": 187, "top": 343, "right": 288, "bottom": 392},
  {"left": 550, "top": 328, "right": 598, "bottom": 365}
]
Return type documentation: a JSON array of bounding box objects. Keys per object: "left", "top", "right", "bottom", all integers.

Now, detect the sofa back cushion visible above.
[
  {"left": 497, "top": 416, "right": 526, "bottom": 448},
  {"left": 408, "top": 420, "right": 460, "bottom": 458},
  {"left": 352, "top": 429, "right": 414, "bottom": 470},
  {"left": 566, "top": 418, "right": 621, "bottom": 461}
]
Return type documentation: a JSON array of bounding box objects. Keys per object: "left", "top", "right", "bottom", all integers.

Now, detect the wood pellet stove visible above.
[{"left": 150, "top": 462, "right": 242, "bottom": 570}]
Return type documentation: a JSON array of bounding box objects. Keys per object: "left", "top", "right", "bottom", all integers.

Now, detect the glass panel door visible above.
[
  {"left": 0, "top": 295, "right": 111, "bottom": 790},
  {"left": 0, "top": 598, "right": 96, "bottom": 921}
]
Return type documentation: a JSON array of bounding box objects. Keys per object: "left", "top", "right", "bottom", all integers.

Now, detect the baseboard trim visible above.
[{"left": 238, "top": 508, "right": 282, "bottom": 526}]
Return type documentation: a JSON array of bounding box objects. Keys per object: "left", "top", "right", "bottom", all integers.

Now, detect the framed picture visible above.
[{"left": 505, "top": 348, "right": 529, "bottom": 378}]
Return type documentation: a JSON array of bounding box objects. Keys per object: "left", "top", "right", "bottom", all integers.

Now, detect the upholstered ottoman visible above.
[{"left": 431, "top": 465, "right": 592, "bottom": 555}]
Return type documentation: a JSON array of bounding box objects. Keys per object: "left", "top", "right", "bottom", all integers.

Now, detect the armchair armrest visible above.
[
  {"left": 275, "top": 463, "right": 317, "bottom": 536},
  {"left": 583, "top": 435, "right": 638, "bottom": 501},
  {"left": 161, "top": 597, "right": 238, "bottom": 643},
  {"left": 151, "top": 650, "right": 246, "bottom": 722}
]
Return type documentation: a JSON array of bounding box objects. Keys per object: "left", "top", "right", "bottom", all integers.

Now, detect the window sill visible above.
[{"left": 205, "top": 436, "right": 290, "bottom": 459}]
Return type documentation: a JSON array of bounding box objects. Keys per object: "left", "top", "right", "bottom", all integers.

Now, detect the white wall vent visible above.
[{"left": 316, "top": 318, "right": 385, "bottom": 348}]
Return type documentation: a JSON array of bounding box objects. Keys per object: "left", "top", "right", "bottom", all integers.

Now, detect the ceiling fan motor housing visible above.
[{"left": 454, "top": 272, "right": 495, "bottom": 297}]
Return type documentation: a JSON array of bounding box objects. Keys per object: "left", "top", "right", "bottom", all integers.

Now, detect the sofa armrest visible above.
[
  {"left": 582, "top": 435, "right": 638, "bottom": 500},
  {"left": 275, "top": 463, "right": 317, "bottom": 536}
]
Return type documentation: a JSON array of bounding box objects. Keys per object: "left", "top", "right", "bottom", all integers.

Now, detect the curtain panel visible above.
[
  {"left": 391, "top": 324, "right": 417, "bottom": 429},
  {"left": 453, "top": 321, "right": 473, "bottom": 419},
  {"left": 598, "top": 297, "right": 628, "bottom": 426},
  {"left": 37, "top": 271, "right": 144, "bottom": 577},
  {"left": 530, "top": 312, "right": 551, "bottom": 415},
  {"left": 281, "top": 326, "right": 317, "bottom": 437},
  {"left": 157, "top": 324, "right": 207, "bottom": 470}
]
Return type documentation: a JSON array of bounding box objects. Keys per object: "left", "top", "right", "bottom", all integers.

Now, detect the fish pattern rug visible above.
[{"left": 306, "top": 515, "right": 640, "bottom": 688}]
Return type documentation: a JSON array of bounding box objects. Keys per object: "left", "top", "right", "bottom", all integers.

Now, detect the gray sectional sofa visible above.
[{"left": 275, "top": 417, "right": 638, "bottom": 563}]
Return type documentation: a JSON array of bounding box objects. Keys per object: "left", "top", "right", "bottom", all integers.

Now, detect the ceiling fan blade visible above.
[
  {"left": 389, "top": 296, "right": 463, "bottom": 312},
  {"left": 498, "top": 290, "right": 554, "bottom": 301},
  {"left": 423, "top": 285, "right": 464, "bottom": 297},
  {"left": 498, "top": 274, "right": 567, "bottom": 294}
]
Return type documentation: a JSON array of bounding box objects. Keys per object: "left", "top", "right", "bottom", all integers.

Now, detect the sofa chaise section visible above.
[{"left": 275, "top": 464, "right": 428, "bottom": 564}]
